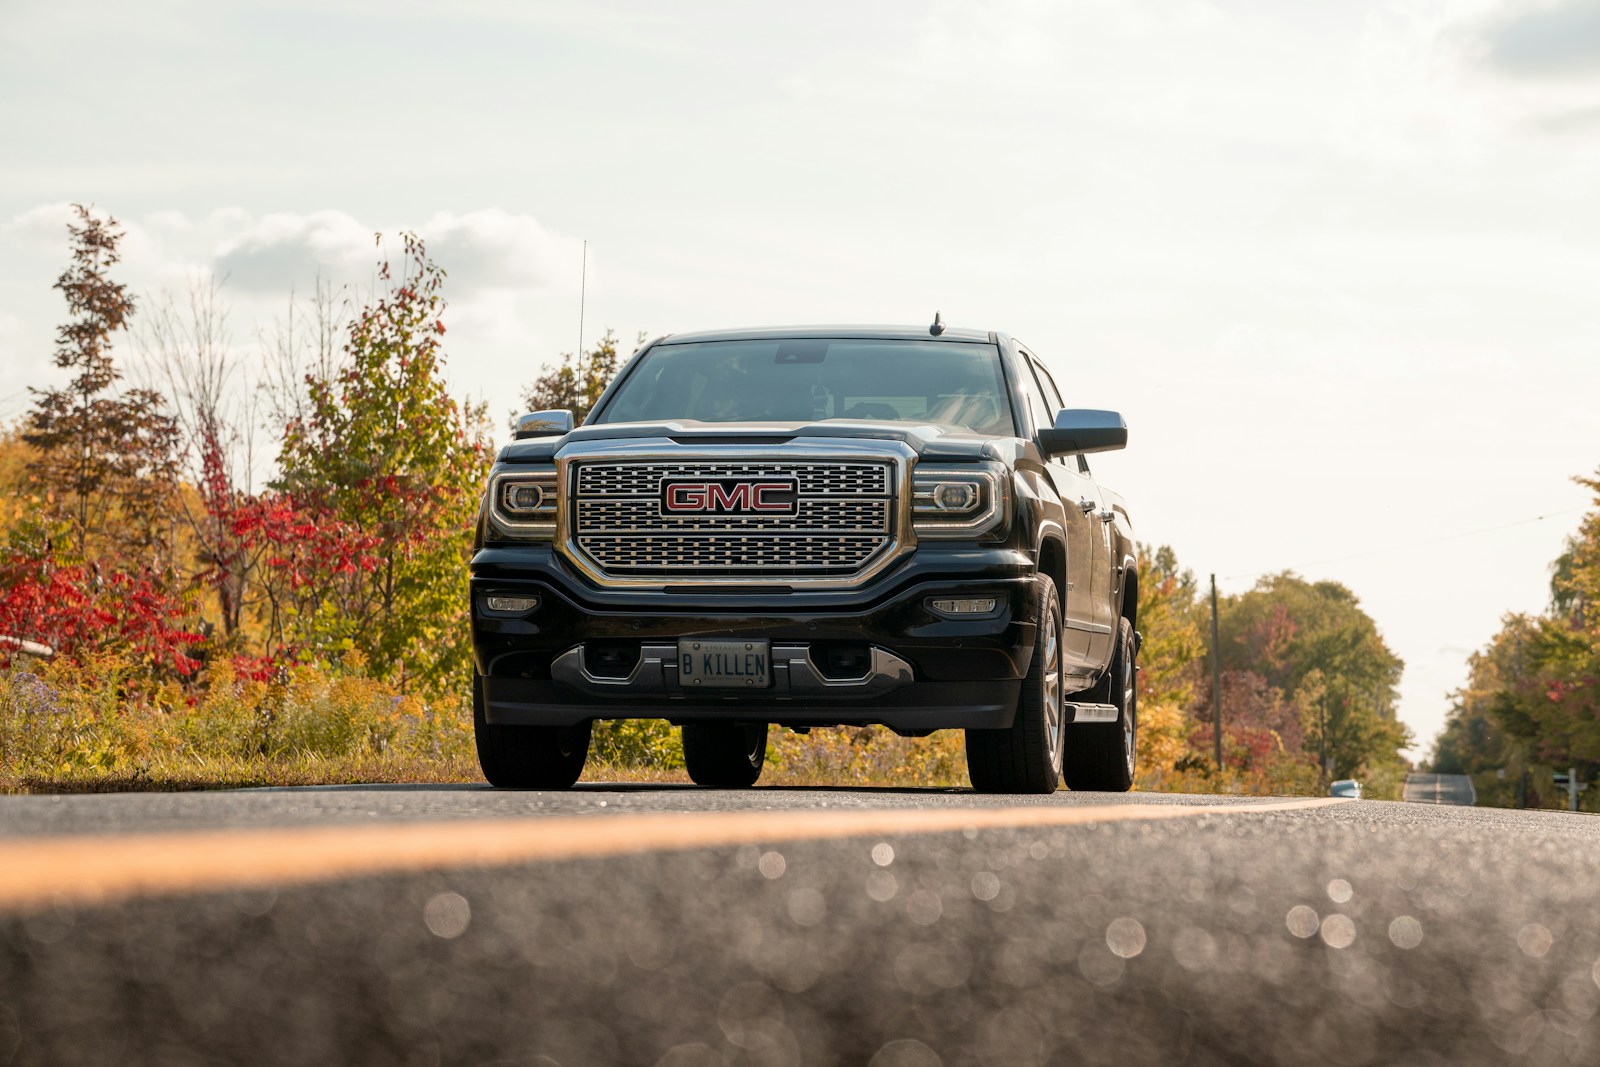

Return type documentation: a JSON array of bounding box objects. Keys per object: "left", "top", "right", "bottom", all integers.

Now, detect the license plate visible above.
[{"left": 678, "top": 639, "right": 771, "bottom": 689}]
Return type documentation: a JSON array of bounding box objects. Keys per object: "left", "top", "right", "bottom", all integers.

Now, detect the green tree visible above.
[
  {"left": 23, "top": 205, "right": 178, "bottom": 559},
  {"left": 516, "top": 328, "right": 630, "bottom": 426},
  {"left": 1217, "top": 572, "right": 1410, "bottom": 783},
  {"left": 1432, "top": 614, "right": 1537, "bottom": 806},
  {"left": 1479, "top": 473, "right": 1600, "bottom": 795},
  {"left": 274, "top": 233, "right": 491, "bottom": 693}
]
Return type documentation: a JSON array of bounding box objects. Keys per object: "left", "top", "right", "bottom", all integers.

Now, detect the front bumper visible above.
[{"left": 470, "top": 546, "right": 1038, "bottom": 731}]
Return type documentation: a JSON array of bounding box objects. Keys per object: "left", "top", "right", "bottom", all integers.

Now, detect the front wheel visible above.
[
  {"left": 682, "top": 722, "right": 768, "bottom": 788},
  {"left": 473, "top": 672, "right": 591, "bottom": 789},
  {"left": 965, "top": 575, "right": 1065, "bottom": 794},
  {"left": 1061, "top": 615, "right": 1137, "bottom": 792}
]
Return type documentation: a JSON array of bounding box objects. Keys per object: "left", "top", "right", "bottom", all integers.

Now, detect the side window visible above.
[
  {"left": 1030, "top": 358, "right": 1086, "bottom": 472},
  {"left": 1033, "top": 359, "right": 1065, "bottom": 412},
  {"left": 1016, "top": 349, "right": 1055, "bottom": 435}
]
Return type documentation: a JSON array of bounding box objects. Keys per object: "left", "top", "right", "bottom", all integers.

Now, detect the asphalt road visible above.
[
  {"left": 3, "top": 786, "right": 1599, "bottom": 1066},
  {"left": 1402, "top": 774, "right": 1478, "bottom": 806}
]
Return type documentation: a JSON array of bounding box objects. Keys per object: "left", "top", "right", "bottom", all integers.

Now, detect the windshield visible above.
[{"left": 594, "top": 339, "right": 1016, "bottom": 435}]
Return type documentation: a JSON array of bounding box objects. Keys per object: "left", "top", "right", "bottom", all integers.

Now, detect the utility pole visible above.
[
  {"left": 1318, "top": 693, "right": 1328, "bottom": 788},
  {"left": 1210, "top": 574, "right": 1223, "bottom": 772}
]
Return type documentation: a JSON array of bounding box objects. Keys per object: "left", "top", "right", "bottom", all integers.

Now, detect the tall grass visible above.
[
  {"left": 2, "top": 657, "right": 1337, "bottom": 795},
  {"left": 0, "top": 653, "right": 476, "bottom": 793}
]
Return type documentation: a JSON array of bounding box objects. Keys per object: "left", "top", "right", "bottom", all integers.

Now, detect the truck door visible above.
[
  {"left": 1018, "top": 351, "right": 1098, "bottom": 666},
  {"left": 1029, "top": 356, "right": 1116, "bottom": 666},
  {"left": 1077, "top": 456, "right": 1117, "bottom": 665}
]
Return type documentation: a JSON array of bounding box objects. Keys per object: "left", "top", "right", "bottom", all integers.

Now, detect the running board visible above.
[{"left": 1065, "top": 702, "right": 1119, "bottom": 724}]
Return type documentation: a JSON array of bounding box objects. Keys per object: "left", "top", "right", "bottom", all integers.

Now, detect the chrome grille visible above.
[
  {"left": 576, "top": 463, "right": 888, "bottom": 497},
  {"left": 571, "top": 460, "right": 894, "bottom": 578},
  {"left": 577, "top": 535, "right": 887, "bottom": 572},
  {"left": 577, "top": 498, "right": 886, "bottom": 533}
]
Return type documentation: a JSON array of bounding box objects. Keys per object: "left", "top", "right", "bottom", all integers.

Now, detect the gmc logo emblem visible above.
[{"left": 662, "top": 479, "right": 798, "bottom": 515}]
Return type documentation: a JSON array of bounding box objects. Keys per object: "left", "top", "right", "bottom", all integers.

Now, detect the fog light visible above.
[
  {"left": 485, "top": 595, "right": 539, "bottom": 614},
  {"left": 930, "top": 597, "right": 998, "bottom": 616}
]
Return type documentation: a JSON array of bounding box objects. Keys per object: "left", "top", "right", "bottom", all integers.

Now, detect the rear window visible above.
[{"left": 593, "top": 339, "right": 1016, "bottom": 436}]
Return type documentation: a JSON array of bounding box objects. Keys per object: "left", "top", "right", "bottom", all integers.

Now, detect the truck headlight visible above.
[
  {"left": 489, "top": 468, "right": 558, "bottom": 540},
  {"left": 912, "top": 466, "right": 1005, "bottom": 539}
]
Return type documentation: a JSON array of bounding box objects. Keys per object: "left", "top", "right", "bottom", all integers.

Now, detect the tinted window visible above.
[
  {"left": 1017, "top": 352, "right": 1056, "bottom": 435},
  {"left": 596, "top": 339, "right": 1016, "bottom": 435},
  {"left": 1033, "top": 358, "right": 1065, "bottom": 411}
]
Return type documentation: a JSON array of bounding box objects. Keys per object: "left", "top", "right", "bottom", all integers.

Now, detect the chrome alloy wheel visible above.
[
  {"left": 1043, "top": 605, "right": 1064, "bottom": 768},
  {"left": 1120, "top": 648, "right": 1137, "bottom": 776}
]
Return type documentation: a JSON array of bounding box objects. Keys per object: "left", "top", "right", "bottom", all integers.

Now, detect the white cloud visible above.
[
  {"left": 211, "top": 210, "right": 379, "bottom": 293},
  {"left": 415, "top": 209, "right": 586, "bottom": 296},
  {"left": 210, "top": 208, "right": 583, "bottom": 298},
  {"left": 3, "top": 203, "right": 78, "bottom": 248}
]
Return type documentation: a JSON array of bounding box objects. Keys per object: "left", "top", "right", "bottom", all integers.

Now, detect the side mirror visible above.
[
  {"left": 1037, "top": 408, "right": 1127, "bottom": 457},
  {"left": 514, "top": 409, "right": 574, "bottom": 439}
]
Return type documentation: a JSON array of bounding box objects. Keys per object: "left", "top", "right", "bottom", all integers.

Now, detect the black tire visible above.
[
  {"left": 682, "top": 721, "right": 768, "bottom": 788},
  {"left": 1062, "top": 615, "right": 1137, "bottom": 792},
  {"left": 472, "top": 672, "right": 591, "bottom": 789},
  {"left": 965, "top": 575, "right": 1065, "bottom": 794}
]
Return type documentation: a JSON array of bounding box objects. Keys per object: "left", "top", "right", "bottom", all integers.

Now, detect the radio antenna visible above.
[
  {"left": 929, "top": 311, "right": 945, "bottom": 336},
  {"left": 577, "top": 239, "right": 587, "bottom": 358}
]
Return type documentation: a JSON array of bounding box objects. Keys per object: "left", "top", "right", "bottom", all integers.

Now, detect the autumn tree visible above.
[
  {"left": 1476, "top": 471, "right": 1600, "bottom": 800},
  {"left": 1131, "top": 544, "right": 1206, "bottom": 779},
  {"left": 139, "top": 278, "right": 257, "bottom": 641},
  {"left": 1216, "top": 573, "right": 1410, "bottom": 782},
  {"left": 273, "top": 233, "right": 491, "bottom": 692},
  {"left": 1431, "top": 614, "right": 1538, "bottom": 806},
  {"left": 516, "top": 328, "right": 633, "bottom": 426},
  {"left": 23, "top": 205, "right": 178, "bottom": 559}
]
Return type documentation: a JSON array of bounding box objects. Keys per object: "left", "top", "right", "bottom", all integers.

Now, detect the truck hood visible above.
[{"left": 498, "top": 420, "right": 1011, "bottom": 464}]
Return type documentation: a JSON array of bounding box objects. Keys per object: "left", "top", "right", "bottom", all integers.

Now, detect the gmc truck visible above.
[{"left": 469, "top": 323, "right": 1138, "bottom": 794}]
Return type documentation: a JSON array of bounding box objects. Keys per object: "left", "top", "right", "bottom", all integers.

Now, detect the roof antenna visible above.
[
  {"left": 577, "top": 239, "right": 587, "bottom": 357},
  {"left": 929, "top": 311, "right": 945, "bottom": 336}
]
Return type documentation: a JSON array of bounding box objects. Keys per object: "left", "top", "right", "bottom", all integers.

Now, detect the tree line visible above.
[
  {"left": 1133, "top": 549, "right": 1412, "bottom": 795},
  {"left": 1432, "top": 477, "right": 1600, "bottom": 808},
  {"left": 0, "top": 205, "right": 1415, "bottom": 795},
  {"left": 0, "top": 205, "right": 614, "bottom": 700}
]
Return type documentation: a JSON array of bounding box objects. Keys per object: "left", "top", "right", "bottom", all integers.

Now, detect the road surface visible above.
[
  {"left": 1402, "top": 773, "right": 1478, "bottom": 806},
  {"left": 2, "top": 785, "right": 1598, "bottom": 1066}
]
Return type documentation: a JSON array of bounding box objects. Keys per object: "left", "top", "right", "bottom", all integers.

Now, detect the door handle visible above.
[
  {"left": 1078, "top": 498, "right": 1096, "bottom": 514},
  {"left": 1097, "top": 509, "right": 1115, "bottom": 523}
]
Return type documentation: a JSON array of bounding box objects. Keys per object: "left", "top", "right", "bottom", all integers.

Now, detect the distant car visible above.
[{"left": 1330, "top": 779, "right": 1363, "bottom": 799}]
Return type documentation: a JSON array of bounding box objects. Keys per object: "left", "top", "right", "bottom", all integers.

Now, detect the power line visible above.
[{"left": 1220, "top": 506, "right": 1586, "bottom": 584}]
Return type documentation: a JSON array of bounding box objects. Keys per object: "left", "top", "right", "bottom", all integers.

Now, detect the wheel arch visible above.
[
  {"left": 1119, "top": 554, "right": 1139, "bottom": 631},
  {"left": 1037, "top": 529, "right": 1067, "bottom": 603}
]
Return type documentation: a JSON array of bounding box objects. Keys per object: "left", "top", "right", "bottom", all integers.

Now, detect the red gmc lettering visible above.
[
  {"left": 665, "top": 483, "right": 710, "bottom": 511},
  {"left": 664, "top": 482, "right": 793, "bottom": 513}
]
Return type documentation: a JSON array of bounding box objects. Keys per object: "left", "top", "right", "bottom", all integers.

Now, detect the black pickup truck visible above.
[{"left": 469, "top": 323, "right": 1138, "bottom": 794}]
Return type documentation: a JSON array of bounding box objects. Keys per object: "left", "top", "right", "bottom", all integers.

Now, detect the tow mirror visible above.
[
  {"left": 514, "top": 409, "right": 574, "bottom": 439},
  {"left": 1037, "top": 409, "right": 1127, "bottom": 457}
]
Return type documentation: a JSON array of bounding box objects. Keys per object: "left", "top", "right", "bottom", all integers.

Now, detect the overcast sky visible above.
[{"left": 3, "top": 0, "right": 1599, "bottom": 759}]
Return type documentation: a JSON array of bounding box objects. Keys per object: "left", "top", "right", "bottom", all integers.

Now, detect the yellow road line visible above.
[{"left": 0, "top": 796, "right": 1351, "bottom": 913}]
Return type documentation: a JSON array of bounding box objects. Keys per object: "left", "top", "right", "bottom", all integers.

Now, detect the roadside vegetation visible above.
[
  {"left": 2, "top": 204, "right": 1412, "bottom": 796},
  {"left": 1431, "top": 476, "right": 1600, "bottom": 811}
]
